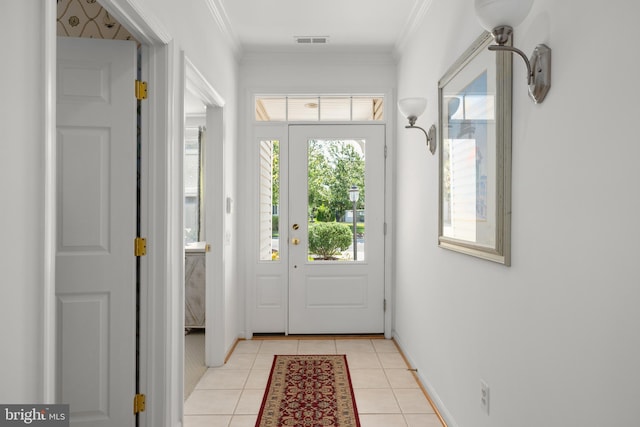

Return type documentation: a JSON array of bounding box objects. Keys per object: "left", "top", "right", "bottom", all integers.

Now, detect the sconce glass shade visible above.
[
  {"left": 474, "top": 0, "right": 533, "bottom": 31},
  {"left": 398, "top": 97, "right": 427, "bottom": 120},
  {"left": 398, "top": 97, "right": 437, "bottom": 155}
]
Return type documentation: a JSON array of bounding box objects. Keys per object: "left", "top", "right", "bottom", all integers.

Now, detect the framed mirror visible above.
[{"left": 438, "top": 31, "right": 512, "bottom": 265}]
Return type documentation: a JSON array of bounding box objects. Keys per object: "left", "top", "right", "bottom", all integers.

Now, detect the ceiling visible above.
[
  {"left": 215, "top": 0, "right": 430, "bottom": 54},
  {"left": 57, "top": 0, "right": 423, "bottom": 113}
]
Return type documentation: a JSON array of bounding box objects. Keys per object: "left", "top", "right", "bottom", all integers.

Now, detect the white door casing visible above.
[
  {"left": 288, "top": 124, "right": 386, "bottom": 334},
  {"left": 56, "top": 37, "right": 137, "bottom": 426}
]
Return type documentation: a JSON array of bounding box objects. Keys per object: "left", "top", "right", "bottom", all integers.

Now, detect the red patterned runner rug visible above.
[{"left": 255, "top": 354, "right": 361, "bottom": 427}]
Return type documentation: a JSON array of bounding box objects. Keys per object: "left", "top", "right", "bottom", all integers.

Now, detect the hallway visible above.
[{"left": 184, "top": 337, "right": 443, "bottom": 427}]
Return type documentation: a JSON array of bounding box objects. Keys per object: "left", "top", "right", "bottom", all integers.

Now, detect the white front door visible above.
[
  {"left": 56, "top": 37, "right": 137, "bottom": 426},
  {"left": 288, "top": 125, "right": 385, "bottom": 334}
]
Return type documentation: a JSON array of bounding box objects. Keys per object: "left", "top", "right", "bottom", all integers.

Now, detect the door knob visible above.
[{"left": 291, "top": 238, "right": 300, "bottom": 245}]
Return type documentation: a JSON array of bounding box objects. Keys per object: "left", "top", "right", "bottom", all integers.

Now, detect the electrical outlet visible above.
[{"left": 480, "top": 380, "right": 490, "bottom": 415}]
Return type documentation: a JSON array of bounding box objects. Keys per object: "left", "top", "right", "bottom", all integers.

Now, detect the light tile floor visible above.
[{"left": 184, "top": 338, "right": 444, "bottom": 427}]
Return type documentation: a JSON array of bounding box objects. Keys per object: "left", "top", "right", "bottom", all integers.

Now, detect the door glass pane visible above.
[
  {"left": 320, "top": 97, "right": 351, "bottom": 121},
  {"left": 256, "top": 97, "right": 286, "bottom": 121},
  {"left": 259, "top": 140, "right": 280, "bottom": 261},
  {"left": 288, "top": 97, "right": 320, "bottom": 121},
  {"left": 352, "top": 96, "right": 384, "bottom": 120},
  {"left": 307, "top": 139, "right": 365, "bottom": 262}
]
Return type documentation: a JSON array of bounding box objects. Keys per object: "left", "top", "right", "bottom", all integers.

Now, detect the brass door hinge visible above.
[
  {"left": 135, "top": 80, "right": 148, "bottom": 100},
  {"left": 133, "top": 393, "right": 146, "bottom": 414},
  {"left": 134, "top": 237, "right": 147, "bottom": 257}
]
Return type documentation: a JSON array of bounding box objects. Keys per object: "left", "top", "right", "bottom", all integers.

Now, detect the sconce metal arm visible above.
[
  {"left": 405, "top": 123, "right": 437, "bottom": 155},
  {"left": 487, "top": 25, "right": 552, "bottom": 104},
  {"left": 405, "top": 124, "right": 429, "bottom": 140},
  {"left": 488, "top": 44, "right": 533, "bottom": 85}
]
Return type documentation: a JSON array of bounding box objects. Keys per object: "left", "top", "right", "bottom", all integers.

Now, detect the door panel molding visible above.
[{"left": 57, "top": 37, "right": 137, "bottom": 427}]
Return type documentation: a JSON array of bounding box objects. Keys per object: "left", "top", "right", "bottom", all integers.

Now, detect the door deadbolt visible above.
[
  {"left": 292, "top": 224, "right": 300, "bottom": 230},
  {"left": 291, "top": 238, "right": 300, "bottom": 245}
]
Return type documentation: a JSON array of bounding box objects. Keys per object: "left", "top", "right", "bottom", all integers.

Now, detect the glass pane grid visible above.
[{"left": 255, "top": 95, "right": 383, "bottom": 122}]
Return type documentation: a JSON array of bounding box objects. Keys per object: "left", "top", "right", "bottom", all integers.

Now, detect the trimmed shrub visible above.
[
  {"left": 308, "top": 222, "right": 353, "bottom": 260},
  {"left": 315, "top": 204, "right": 333, "bottom": 222}
]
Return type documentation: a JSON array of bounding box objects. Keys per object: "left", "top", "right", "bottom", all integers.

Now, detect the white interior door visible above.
[
  {"left": 56, "top": 37, "right": 137, "bottom": 426},
  {"left": 288, "top": 124, "right": 385, "bottom": 334}
]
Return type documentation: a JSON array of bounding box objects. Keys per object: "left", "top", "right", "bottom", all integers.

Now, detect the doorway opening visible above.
[
  {"left": 252, "top": 124, "right": 386, "bottom": 335},
  {"left": 183, "top": 91, "right": 207, "bottom": 400},
  {"left": 181, "top": 55, "right": 227, "bottom": 400}
]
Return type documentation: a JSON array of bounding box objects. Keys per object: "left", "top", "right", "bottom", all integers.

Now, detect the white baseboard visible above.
[{"left": 392, "top": 331, "right": 459, "bottom": 427}]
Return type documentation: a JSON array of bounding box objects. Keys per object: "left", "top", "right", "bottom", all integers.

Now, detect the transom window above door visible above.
[{"left": 255, "top": 95, "right": 384, "bottom": 122}]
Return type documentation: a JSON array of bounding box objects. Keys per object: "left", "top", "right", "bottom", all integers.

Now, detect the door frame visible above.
[
  {"left": 244, "top": 91, "right": 396, "bottom": 340},
  {"left": 182, "top": 54, "right": 227, "bottom": 367},
  {"left": 45, "top": 1, "right": 185, "bottom": 426}
]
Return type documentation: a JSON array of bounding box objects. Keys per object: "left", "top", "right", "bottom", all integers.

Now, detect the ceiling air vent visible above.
[{"left": 295, "top": 36, "right": 329, "bottom": 44}]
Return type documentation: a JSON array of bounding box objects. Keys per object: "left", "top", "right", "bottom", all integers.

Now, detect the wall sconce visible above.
[
  {"left": 474, "top": 0, "right": 551, "bottom": 103},
  {"left": 398, "top": 97, "right": 437, "bottom": 155}
]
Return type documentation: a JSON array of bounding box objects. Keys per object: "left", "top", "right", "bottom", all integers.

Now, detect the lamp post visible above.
[{"left": 348, "top": 185, "right": 359, "bottom": 261}]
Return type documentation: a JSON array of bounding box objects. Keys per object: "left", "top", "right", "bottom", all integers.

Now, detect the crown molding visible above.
[
  {"left": 205, "top": 0, "right": 243, "bottom": 59},
  {"left": 394, "top": 0, "right": 435, "bottom": 58}
]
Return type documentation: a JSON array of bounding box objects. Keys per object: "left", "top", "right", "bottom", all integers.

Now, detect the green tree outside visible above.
[
  {"left": 270, "top": 138, "right": 365, "bottom": 260},
  {"left": 307, "top": 139, "right": 365, "bottom": 221}
]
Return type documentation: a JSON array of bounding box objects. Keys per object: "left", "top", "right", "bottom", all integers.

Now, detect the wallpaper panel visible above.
[{"left": 57, "top": 0, "right": 135, "bottom": 41}]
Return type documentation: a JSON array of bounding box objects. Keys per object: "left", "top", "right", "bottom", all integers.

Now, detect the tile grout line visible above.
[{"left": 188, "top": 337, "right": 444, "bottom": 426}]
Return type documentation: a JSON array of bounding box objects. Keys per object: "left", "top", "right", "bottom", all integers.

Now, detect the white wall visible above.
[
  {"left": 0, "top": 1, "right": 49, "bottom": 402},
  {"left": 395, "top": 1, "right": 640, "bottom": 426},
  {"left": 240, "top": 50, "right": 396, "bottom": 90},
  {"left": 0, "top": 0, "right": 240, "bottom": 411},
  {"left": 134, "top": 0, "right": 240, "bottom": 355}
]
